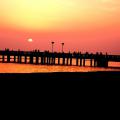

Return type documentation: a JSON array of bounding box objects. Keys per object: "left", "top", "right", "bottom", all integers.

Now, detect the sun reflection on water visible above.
[{"left": 0, "top": 63, "right": 120, "bottom": 73}]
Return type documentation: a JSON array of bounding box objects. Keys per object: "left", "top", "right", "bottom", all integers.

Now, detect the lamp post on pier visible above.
[
  {"left": 61, "top": 42, "right": 64, "bottom": 53},
  {"left": 51, "top": 41, "right": 54, "bottom": 53}
]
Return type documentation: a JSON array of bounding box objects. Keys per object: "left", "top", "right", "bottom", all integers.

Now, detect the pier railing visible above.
[{"left": 0, "top": 50, "right": 120, "bottom": 67}]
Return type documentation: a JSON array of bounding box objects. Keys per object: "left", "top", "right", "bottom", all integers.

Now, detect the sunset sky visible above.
[{"left": 0, "top": 0, "right": 120, "bottom": 54}]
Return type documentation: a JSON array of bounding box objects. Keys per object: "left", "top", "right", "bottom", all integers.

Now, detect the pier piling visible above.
[{"left": 0, "top": 50, "right": 119, "bottom": 68}]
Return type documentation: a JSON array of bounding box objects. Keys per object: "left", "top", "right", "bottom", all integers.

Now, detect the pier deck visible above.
[{"left": 0, "top": 50, "right": 120, "bottom": 67}]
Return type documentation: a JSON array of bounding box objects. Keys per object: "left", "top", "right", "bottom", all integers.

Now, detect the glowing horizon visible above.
[{"left": 0, "top": 0, "right": 120, "bottom": 54}]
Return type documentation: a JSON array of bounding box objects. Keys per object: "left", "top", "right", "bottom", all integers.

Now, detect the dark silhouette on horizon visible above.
[{"left": 0, "top": 48, "right": 120, "bottom": 68}]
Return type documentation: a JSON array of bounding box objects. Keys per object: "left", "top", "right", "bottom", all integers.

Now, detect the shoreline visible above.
[{"left": 0, "top": 71, "right": 120, "bottom": 81}]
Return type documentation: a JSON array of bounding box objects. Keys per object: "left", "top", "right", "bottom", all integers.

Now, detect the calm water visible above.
[{"left": 0, "top": 61, "right": 120, "bottom": 73}]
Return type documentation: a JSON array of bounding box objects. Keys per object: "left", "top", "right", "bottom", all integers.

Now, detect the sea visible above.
[{"left": 0, "top": 59, "right": 120, "bottom": 73}]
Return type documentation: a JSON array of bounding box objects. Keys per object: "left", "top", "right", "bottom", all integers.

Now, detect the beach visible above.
[
  {"left": 1, "top": 71, "right": 120, "bottom": 94},
  {"left": 0, "top": 71, "right": 120, "bottom": 81}
]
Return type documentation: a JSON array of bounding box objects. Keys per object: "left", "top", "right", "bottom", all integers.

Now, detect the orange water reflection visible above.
[{"left": 0, "top": 63, "right": 120, "bottom": 73}]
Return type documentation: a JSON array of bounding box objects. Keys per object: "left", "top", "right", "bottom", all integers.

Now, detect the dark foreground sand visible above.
[
  {"left": 0, "top": 71, "right": 120, "bottom": 81},
  {"left": 0, "top": 72, "right": 120, "bottom": 93}
]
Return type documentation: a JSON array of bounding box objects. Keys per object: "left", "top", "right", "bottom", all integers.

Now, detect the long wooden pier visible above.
[{"left": 0, "top": 49, "right": 120, "bottom": 67}]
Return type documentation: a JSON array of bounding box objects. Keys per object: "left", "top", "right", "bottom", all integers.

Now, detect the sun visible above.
[{"left": 28, "top": 38, "right": 33, "bottom": 42}]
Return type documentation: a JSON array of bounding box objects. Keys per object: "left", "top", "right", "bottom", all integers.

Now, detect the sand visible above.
[{"left": 0, "top": 71, "right": 120, "bottom": 81}]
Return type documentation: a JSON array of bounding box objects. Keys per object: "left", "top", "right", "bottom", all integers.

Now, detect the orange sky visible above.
[{"left": 0, "top": 0, "right": 120, "bottom": 54}]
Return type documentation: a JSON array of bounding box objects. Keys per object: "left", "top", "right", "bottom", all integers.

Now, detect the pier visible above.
[{"left": 0, "top": 49, "right": 120, "bottom": 68}]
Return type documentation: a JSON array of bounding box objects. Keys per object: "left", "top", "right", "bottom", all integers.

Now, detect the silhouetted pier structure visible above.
[{"left": 0, "top": 49, "right": 120, "bottom": 68}]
